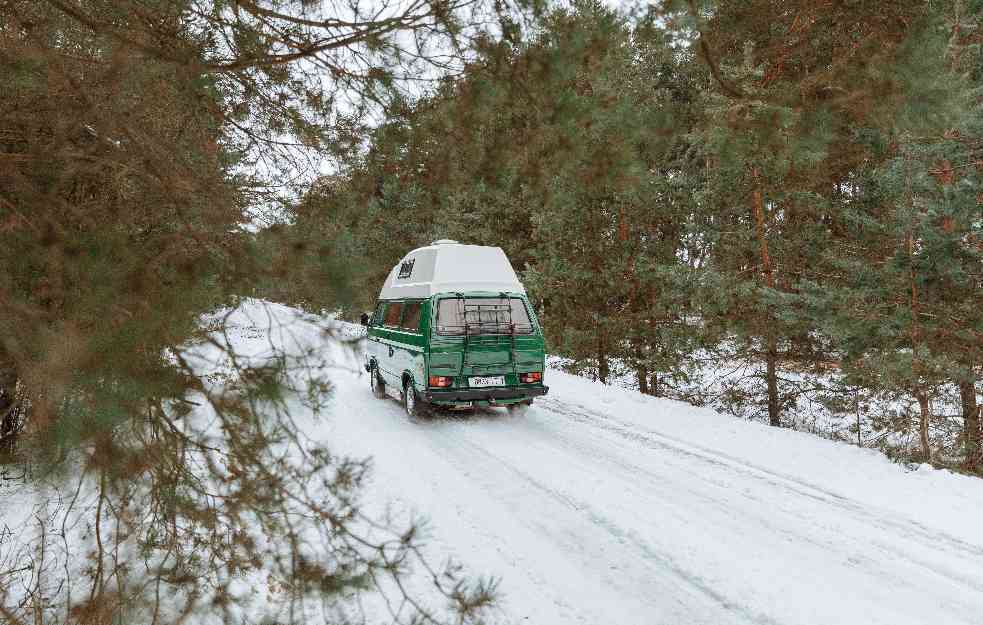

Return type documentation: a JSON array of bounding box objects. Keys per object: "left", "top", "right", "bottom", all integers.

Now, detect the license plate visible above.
[{"left": 469, "top": 375, "right": 505, "bottom": 388}]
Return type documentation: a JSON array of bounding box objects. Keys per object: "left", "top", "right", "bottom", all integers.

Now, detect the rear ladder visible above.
[{"left": 457, "top": 295, "right": 519, "bottom": 381}]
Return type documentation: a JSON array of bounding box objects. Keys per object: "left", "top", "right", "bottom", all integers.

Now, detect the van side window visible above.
[
  {"left": 401, "top": 302, "right": 422, "bottom": 332},
  {"left": 383, "top": 302, "right": 403, "bottom": 327}
]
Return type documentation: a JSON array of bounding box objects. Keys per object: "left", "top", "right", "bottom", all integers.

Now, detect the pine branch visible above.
[{"left": 685, "top": 0, "right": 745, "bottom": 99}]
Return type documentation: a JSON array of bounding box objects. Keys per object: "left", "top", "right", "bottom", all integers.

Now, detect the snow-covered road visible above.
[
  {"left": 8, "top": 302, "right": 979, "bottom": 625},
  {"left": 320, "top": 334, "right": 983, "bottom": 625}
]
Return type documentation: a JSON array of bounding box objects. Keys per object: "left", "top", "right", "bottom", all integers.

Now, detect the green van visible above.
[{"left": 363, "top": 240, "right": 548, "bottom": 417}]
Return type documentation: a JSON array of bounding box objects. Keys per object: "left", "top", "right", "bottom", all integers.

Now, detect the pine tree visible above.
[
  {"left": 0, "top": 0, "right": 506, "bottom": 621},
  {"left": 807, "top": 4, "right": 982, "bottom": 464},
  {"left": 304, "top": 3, "right": 699, "bottom": 382},
  {"left": 678, "top": 0, "right": 935, "bottom": 427},
  {"left": 285, "top": 0, "right": 980, "bottom": 468}
]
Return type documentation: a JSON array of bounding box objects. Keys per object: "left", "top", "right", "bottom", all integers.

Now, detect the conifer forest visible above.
[{"left": 0, "top": 1, "right": 981, "bottom": 624}]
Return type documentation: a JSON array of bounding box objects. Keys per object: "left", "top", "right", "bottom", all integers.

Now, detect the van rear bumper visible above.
[{"left": 422, "top": 385, "right": 549, "bottom": 404}]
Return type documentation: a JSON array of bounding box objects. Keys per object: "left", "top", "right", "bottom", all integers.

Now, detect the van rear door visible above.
[{"left": 430, "top": 295, "right": 543, "bottom": 386}]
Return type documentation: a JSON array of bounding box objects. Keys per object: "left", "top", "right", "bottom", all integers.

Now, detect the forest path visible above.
[
  {"left": 319, "top": 345, "right": 983, "bottom": 625},
  {"left": 5, "top": 302, "right": 981, "bottom": 625}
]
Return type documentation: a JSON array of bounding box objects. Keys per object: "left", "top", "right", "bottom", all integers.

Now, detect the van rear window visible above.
[{"left": 436, "top": 298, "right": 533, "bottom": 335}]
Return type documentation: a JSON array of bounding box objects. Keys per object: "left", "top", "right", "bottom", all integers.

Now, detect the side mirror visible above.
[{"left": 360, "top": 313, "right": 371, "bottom": 326}]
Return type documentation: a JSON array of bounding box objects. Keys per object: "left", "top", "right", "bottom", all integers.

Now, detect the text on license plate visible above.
[{"left": 469, "top": 375, "right": 505, "bottom": 388}]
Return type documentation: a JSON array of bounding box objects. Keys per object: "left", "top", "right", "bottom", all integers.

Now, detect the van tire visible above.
[
  {"left": 403, "top": 379, "right": 427, "bottom": 419},
  {"left": 370, "top": 364, "right": 386, "bottom": 399}
]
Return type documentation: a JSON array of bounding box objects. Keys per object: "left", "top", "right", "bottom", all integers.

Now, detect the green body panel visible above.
[
  {"left": 365, "top": 292, "right": 547, "bottom": 406},
  {"left": 368, "top": 299, "right": 429, "bottom": 391}
]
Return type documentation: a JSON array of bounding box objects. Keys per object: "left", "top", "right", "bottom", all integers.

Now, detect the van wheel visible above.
[
  {"left": 403, "top": 380, "right": 427, "bottom": 419},
  {"left": 370, "top": 365, "right": 386, "bottom": 399}
]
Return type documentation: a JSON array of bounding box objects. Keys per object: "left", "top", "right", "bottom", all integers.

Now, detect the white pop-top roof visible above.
[{"left": 378, "top": 240, "right": 525, "bottom": 300}]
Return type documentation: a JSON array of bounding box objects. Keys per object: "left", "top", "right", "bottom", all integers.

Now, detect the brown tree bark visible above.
[
  {"left": 960, "top": 379, "right": 980, "bottom": 471},
  {"left": 598, "top": 352, "right": 609, "bottom": 385},
  {"left": 597, "top": 331, "right": 609, "bottom": 384},
  {"left": 906, "top": 231, "right": 931, "bottom": 462},
  {"left": 765, "top": 341, "right": 780, "bottom": 427},
  {"left": 751, "top": 168, "right": 781, "bottom": 427},
  {"left": 915, "top": 390, "right": 932, "bottom": 463},
  {"left": 0, "top": 355, "right": 20, "bottom": 451},
  {"left": 650, "top": 372, "right": 663, "bottom": 398},
  {"left": 637, "top": 366, "right": 649, "bottom": 395}
]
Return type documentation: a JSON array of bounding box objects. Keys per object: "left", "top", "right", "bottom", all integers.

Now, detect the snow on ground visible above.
[
  {"left": 4, "top": 300, "right": 983, "bottom": 625},
  {"left": 551, "top": 351, "right": 978, "bottom": 459},
  {"left": 317, "top": 309, "right": 983, "bottom": 625}
]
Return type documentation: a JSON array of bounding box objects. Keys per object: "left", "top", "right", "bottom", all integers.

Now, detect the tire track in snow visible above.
[
  {"left": 332, "top": 362, "right": 983, "bottom": 625},
  {"left": 536, "top": 396, "right": 983, "bottom": 594},
  {"left": 420, "top": 426, "right": 679, "bottom": 625},
  {"left": 421, "top": 418, "right": 781, "bottom": 625},
  {"left": 507, "top": 402, "right": 983, "bottom": 623},
  {"left": 538, "top": 396, "right": 983, "bottom": 554},
  {"left": 437, "top": 405, "right": 983, "bottom": 624}
]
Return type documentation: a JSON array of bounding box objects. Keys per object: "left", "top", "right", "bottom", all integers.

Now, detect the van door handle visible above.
[{"left": 388, "top": 345, "right": 394, "bottom": 357}]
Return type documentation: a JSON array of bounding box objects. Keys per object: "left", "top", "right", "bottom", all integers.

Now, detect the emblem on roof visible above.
[{"left": 397, "top": 259, "right": 415, "bottom": 279}]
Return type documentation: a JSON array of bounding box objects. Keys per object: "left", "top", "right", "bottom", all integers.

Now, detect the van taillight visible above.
[
  {"left": 520, "top": 372, "right": 542, "bottom": 383},
  {"left": 429, "top": 375, "right": 453, "bottom": 387}
]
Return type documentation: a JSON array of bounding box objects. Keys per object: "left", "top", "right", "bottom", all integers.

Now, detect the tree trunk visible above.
[
  {"left": 0, "top": 358, "right": 20, "bottom": 452},
  {"left": 651, "top": 372, "right": 662, "bottom": 398},
  {"left": 751, "top": 168, "right": 781, "bottom": 428},
  {"left": 915, "top": 390, "right": 932, "bottom": 463},
  {"left": 904, "top": 226, "right": 931, "bottom": 463},
  {"left": 765, "top": 338, "right": 780, "bottom": 427},
  {"left": 630, "top": 336, "right": 648, "bottom": 395},
  {"left": 960, "top": 379, "right": 980, "bottom": 471},
  {"left": 597, "top": 334, "right": 609, "bottom": 385},
  {"left": 854, "top": 389, "right": 863, "bottom": 448}
]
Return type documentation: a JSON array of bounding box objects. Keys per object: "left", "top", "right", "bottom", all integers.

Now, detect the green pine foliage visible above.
[
  {"left": 286, "top": 0, "right": 981, "bottom": 470},
  {"left": 293, "top": 2, "right": 707, "bottom": 386},
  {"left": 3, "top": 0, "right": 978, "bottom": 618},
  {"left": 1, "top": 0, "right": 510, "bottom": 623},
  {"left": 805, "top": 4, "right": 983, "bottom": 464}
]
